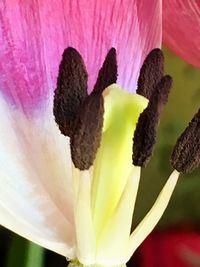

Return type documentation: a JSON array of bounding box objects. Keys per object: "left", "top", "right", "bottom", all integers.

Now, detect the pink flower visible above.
[
  {"left": 0, "top": 1, "right": 163, "bottom": 264},
  {"left": 0, "top": 1, "right": 199, "bottom": 266}
]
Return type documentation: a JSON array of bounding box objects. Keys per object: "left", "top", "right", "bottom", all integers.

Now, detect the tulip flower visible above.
[{"left": 0, "top": 1, "right": 200, "bottom": 267}]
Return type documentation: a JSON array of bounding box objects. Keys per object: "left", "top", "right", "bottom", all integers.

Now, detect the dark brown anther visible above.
[
  {"left": 70, "top": 94, "right": 104, "bottom": 170},
  {"left": 171, "top": 109, "right": 200, "bottom": 173},
  {"left": 53, "top": 47, "right": 88, "bottom": 137},
  {"left": 137, "top": 49, "right": 164, "bottom": 99},
  {"left": 92, "top": 48, "right": 117, "bottom": 94},
  {"left": 133, "top": 75, "right": 172, "bottom": 167}
]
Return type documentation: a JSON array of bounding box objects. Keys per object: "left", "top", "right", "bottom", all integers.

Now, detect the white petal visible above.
[
  {"left": 0, "top": 95, "right": 75, "bottom": 258},
  {"left": 127, "top": 170, "right": 179, "bottom": 258},
  {"left": 0, "top": 201, "right": 74, "bottom": 258}
]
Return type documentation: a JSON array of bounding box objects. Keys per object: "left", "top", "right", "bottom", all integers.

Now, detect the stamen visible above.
[
  {"left": 93, "top": 48, "right": 118, "bottom": 94},
  {"left": 70, "top": 94, "right": 104, "bottom": 170},
  {"left": 53, "top": 47, "right": 118, "bottom": 170},
  {"left": 53, "top": 47, "right": 88, "bottom": 137},
  {"left": 171, "top": 109, "right": 200, "bottom": 173},
  {"left": 137, "top": 49, "right": 164, "bottom": 99},
  {"left": 133, "top": 75, "right": 172, "bottom": 167}
]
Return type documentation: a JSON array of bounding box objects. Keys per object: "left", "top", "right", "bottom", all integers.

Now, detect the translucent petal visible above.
[
  {"left": 0, "top": 0, "right": 161, "bottom": 111},
  {"left": 128, "top": 170, "right": 179, "bottom": 258},
  {"left": 0, "top": 94, "right": 75, "bottom": 258}
]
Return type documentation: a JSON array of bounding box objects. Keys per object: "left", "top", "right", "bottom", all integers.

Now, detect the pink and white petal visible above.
[
  {"left": 0, "top": 95, "right": 75, "bottom": 257},
  {"left": 163, "top": 0, "right": 200, "bottom": 69},
  {"left": 0, "top": 0, "right": 161, "bottom": 113}
]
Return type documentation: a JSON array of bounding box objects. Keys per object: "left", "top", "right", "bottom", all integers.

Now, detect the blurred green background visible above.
[{"left": 0, "top": 47, "right": 200, "bottom": 267}]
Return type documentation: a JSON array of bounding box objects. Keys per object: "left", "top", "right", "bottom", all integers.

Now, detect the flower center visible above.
[{"left": 53, "top": 47, "right": 174, "bottom": 266}]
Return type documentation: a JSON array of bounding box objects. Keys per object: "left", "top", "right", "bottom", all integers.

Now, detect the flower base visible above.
[{"left": 67, "top": 260, "right": 126, "bottom": 267}]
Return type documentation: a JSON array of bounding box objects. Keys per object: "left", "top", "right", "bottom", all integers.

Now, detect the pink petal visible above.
[
  {"left": 163, "top": 0, "right": 200, "bottom": 69},
  {"left": 0, "top": 0, "right": 161, "bottom": 112}
]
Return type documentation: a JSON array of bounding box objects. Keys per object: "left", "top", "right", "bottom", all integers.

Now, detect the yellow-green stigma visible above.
[{"left": 91, "top": 85, "right": 148, "bottom": 239}]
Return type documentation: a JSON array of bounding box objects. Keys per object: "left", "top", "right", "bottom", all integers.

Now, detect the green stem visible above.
[
  {"left": 67, "top": 260, "right": 126, "bottom": 267},
  {"left": 25, "top": 242, "right": 44, "bottom": 267}
]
